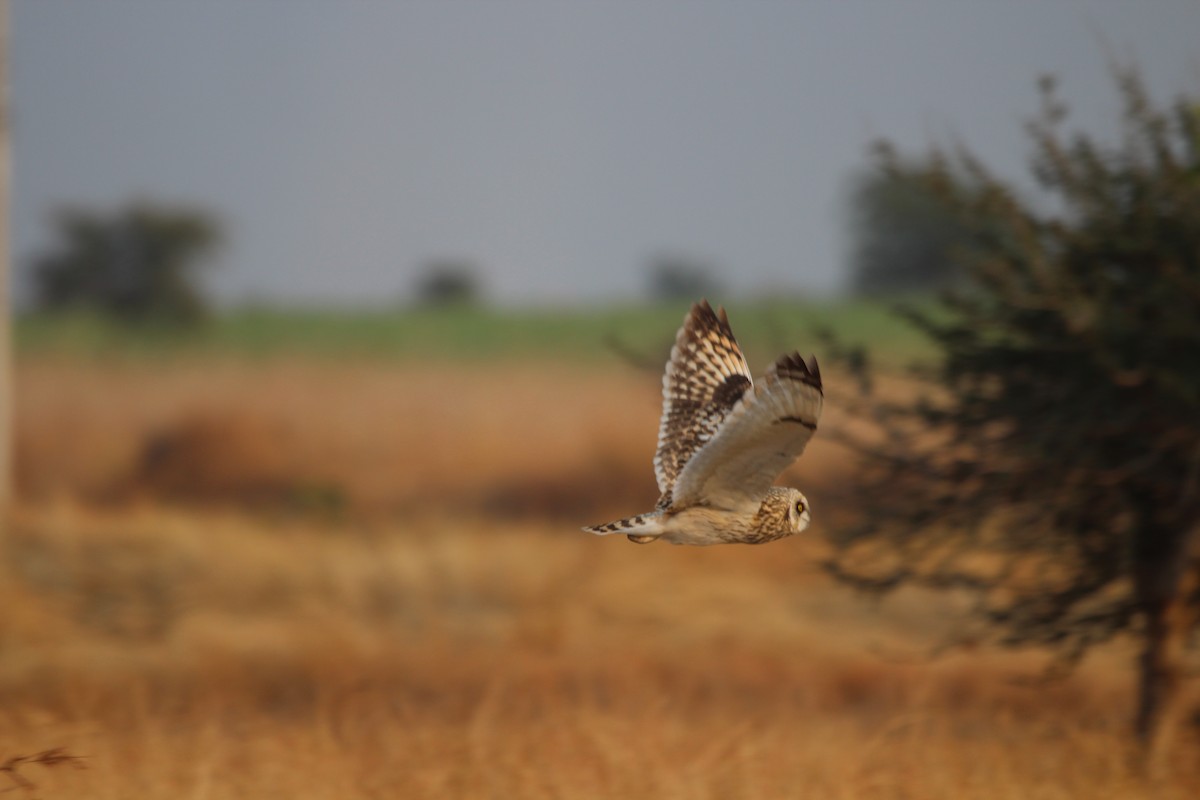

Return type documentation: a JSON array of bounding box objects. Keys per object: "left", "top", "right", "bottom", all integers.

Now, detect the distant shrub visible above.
[
  {"left": 647, "top": 254, "right": 721, "bottom": 302},
  {"left": 414, "top": 260, "right": 483, "bottom": 307}
]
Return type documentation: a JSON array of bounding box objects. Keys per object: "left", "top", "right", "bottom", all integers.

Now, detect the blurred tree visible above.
[
  {"left": 647, "top": 254, "right": 721, "bottom": 302},
  {"left": 847, "top": 166, "right": 973, "bottom": 295},
  {"left": 414, "top": 259, "right": 482, "bottom": 307},
  {"left": 32, "top": 202, "right": 221, "bottom": 324},
  {"left": 825, "top": 72, "right": 1200, "bottom": 769}
]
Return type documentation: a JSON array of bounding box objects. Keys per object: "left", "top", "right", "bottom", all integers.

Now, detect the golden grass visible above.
[
  {"left": 4, "top": 357, "right": 1198, "bottom": 798},
  {"left": 4, "top": 502, "right": 1197, "bottom": 799}
]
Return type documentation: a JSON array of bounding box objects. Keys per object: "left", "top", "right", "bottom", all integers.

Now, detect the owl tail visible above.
[{"left": 582, "top": 511, "right": 664, "bottom": 543}]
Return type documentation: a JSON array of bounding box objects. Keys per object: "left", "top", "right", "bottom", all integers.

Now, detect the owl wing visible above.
[
  {"left": 653, "top": 301, "right": 754, "bottom": 505},
  {"left": 668, "top": 351, "right": 822, "bottom": 510}
]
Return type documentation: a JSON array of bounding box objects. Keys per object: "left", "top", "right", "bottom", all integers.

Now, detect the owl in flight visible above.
[{"left": 584, "top": 300, "right": 823, "bottom": 545}]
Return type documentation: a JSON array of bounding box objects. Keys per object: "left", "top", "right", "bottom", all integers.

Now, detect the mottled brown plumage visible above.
[{"left": 584, "top": 300, "right": 823, "bottom": 545}]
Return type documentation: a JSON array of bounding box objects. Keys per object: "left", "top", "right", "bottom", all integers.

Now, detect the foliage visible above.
[
  {"left": 31, "top": 202, "right": 222, "bottom": 324},
  {"left": 826, "top": 71, "right": 1200, "bottom": 753}
]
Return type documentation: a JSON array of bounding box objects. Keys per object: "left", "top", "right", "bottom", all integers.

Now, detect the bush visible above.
[
  {"left": 827, "top": 71, "right": 1200, "bottom": 764},
  {"left": 32, "top": 202, "right": 222, "bottom": 324}
]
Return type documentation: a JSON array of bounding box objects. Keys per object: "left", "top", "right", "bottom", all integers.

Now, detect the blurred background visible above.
[{"left": 3, "top": 2, "right": 1199, "bottom": 797}]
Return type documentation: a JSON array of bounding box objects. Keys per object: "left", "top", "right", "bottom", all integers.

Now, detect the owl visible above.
[{"left": 584, "top": 300, "right": 823, "bottom": 545}]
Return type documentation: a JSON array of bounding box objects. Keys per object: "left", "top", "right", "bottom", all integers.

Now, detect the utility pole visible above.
[{"left": 0, "top": 0, "right": 13, "bottom": 518}]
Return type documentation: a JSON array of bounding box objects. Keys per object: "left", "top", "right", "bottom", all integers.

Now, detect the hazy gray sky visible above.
[{"left": 12, "top": 1, "right": 1200, "bottom": 307}]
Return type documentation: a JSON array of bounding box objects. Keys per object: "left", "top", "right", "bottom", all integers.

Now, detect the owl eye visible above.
[{"left": 794, "top": 500, "right": 806, "bottom": 514}]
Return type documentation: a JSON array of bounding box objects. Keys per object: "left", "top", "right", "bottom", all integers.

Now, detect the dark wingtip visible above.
[
  {"left": 774, "top": 351, "right": 823, "bottom": 393},
  {"left": 687, "top": 298, "right": 735, "bottom": 338},
  {"left": 688, "top": 298, "right": 714, "bottom": 328}
]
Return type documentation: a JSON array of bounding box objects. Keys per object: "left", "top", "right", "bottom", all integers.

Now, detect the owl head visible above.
[
  {"left": 785, "top": 489, "right": 811, "bottom": 534},
  {"left": 761, "top": 486, "right": 811, "bottom": 535}
]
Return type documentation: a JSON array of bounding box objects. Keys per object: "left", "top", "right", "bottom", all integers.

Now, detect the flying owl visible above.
[{"left": 584, "top": 300, "right": 823, "bottom": 545}]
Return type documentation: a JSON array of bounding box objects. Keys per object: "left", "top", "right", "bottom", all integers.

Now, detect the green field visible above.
[{"left": 15, "top": 298, "right": 933, "bottom": 364}]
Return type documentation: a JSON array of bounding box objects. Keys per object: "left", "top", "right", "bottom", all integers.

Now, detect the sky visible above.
[{"left": 11, "top": 1, "right": 1200, "bottom": 308}]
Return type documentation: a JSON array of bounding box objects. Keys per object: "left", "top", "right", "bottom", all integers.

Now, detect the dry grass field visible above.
[{"left": 4, "top": 355, "right": 1198, "bottom": 798}]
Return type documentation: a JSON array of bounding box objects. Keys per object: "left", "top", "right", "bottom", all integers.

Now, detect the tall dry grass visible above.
[
  {"left": 4, "top": 358, "right": 1198, "bottom": 798},
  {"left": 4, "top": 503, "right": 1195, "bottom": 799}
]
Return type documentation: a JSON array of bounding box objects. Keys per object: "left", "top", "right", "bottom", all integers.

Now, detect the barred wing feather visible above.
[
  {"left": 669, "top": 352, "right": 822, "bottom": 509},
  {"left": 653, "top": 301, "right": 754, "bottom": 501}
]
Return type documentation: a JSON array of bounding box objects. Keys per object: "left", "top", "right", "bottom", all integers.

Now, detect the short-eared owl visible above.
[{"left": 584, "top": 300, "right": 822, "bottom": 545}]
